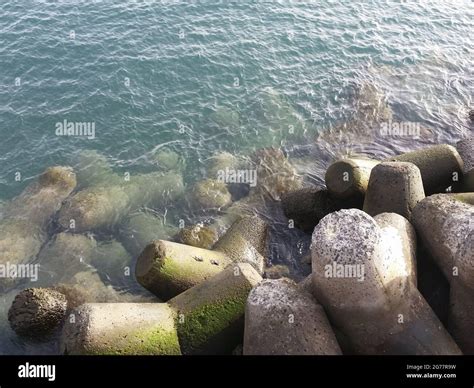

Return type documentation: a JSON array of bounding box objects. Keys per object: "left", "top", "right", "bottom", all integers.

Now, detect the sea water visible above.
[{"left": 0, "top": 0, "right": 472, "bottom": 354}]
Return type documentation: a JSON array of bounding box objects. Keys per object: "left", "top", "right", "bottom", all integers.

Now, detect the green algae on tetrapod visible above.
[
  {"left": 61, "top": 303, "right": 181, "bottom": 355},
  {"left": 168, "top": 263, "right": 262, "bottom": 355},
  {"left": 86, "top": 326, "right": 181, "bottom": 356},
  {"left": 451, "top": 191, "right": 474, "bottom": 205},
  {"left": 136, "top": 215, "right": 268, "bottom": 300},
  {"left": 178, "top": 224, "right": 218, "bottom": 249},
  {"left": 173, "top": 297, "right": 247, "bottom": 355},
  {"left": 135, "top": 240, "right": 231, "bottom": 300},
  {"left": 150, "top": 148, "right": 186, "bottom": 173}
]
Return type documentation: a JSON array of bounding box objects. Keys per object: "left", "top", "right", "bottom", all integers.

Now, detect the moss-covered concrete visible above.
[
  {"left": 169, "top": 263, "right": 262, "bottom": 354},
  {"left": 178, "top": 224, "right": 218, "bottom": 249},
  {"left": 135, "top": 240, "right": 231, "bottom": 300},
  {"left": 61, "top": 303, "right": 181, "bottom": 355}
]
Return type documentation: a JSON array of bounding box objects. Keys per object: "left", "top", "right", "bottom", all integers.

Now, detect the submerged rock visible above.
[
  {"left": 91, "top": 240, "right": 133, "bottom": 287},
  {"left": 150, "top": 148, "right": 186, "bottom": 173},
  {"left": 210, "top": 106, "right": 240, "bottom": 129},
  {"left": 35, "top": 232, "right": 97, "bottom": 286},
  {"left": 58, "top": 171, "right": 184, "bottom": 232},
  {"left": 205, "top": 151, "right": 241, "bottom": 179},
  {"left": 250, "top": 147, "right": 304, "bottom": 201},
  {"left": 0, "top": 166, "right": 77, "bottom": 292},
  {"left": 72, "top": 150, "right": 119, "bottom": 189},
  {"left": 119, "top": 211, "right": 178, "bottom": 258},
  {"left": 187, "top": 179, "right": 232, "bottom": 211},
  {"left": 178, "top": 224, "right": 218, "bottom": 249}
]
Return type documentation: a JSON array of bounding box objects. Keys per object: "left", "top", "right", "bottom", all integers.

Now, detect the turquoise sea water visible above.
[{"left": 0, "top": 1, "right": 473, "bottom": 354}]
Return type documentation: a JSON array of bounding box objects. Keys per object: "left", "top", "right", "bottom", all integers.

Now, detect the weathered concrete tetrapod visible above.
[
  {"left": 412, "top": 193, "right": 474, "bottom": 353},
  {"left": 385, "top": 144, "right": 464, "bottom": 194},
  {"left": 243, "top": 278, "right": 342, "bottom": 355},
  {"left": 58, "top": 171, "right": 184, "bottom": 232},
  {"left": 119, "top": 211, "right": 178, "bottom": 258},
  {"left": 61, "top": 303, "right": 181, "bottom": 355},
  {"left": 61, "top": 263, "right": 261, "bottom": 355},
  {"left": 363, "top": 162, "right": 425, "bottom": 220},
  {"left": 0, "top": 166, "right": 77, "bottom": 292},
  {"left": 373, "top": 212, "right": 417, "bottom": 286},
  {"left": 136, "top": 240, "right": 231, "bottom": 301},
  {"left": 187, "top": 179, "right": 232, "bottom": 211},
  {"left": 325, "top": 157, "right": 379, "bottom": 199},
  {"left": 8, "top": 288, "right": 67, "bottom": 338},
  {"left": 456, "top": 136, "right": 474, "bottom": 173},
  {"left": 8, "top": 281, "right": 159, "bottom": 342},
  {"left": 135, "top": 216, "right": 267, "bottom": 300},
  {"left": 169, "top": 263, "right": 262, "bottom": 354},
  {"left": 311, "top": 209, "right": 461, "bottom": 355},
  {"left": 282, "top": 187, "right": 364, "bottom": 233},
  {"left": 213, "top": 215, "right": 268, "bottom": 272}
]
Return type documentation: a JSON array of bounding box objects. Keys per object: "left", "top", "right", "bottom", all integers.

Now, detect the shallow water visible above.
[{"left": 0, "top": 1, "right": 473, "bottom": 354}]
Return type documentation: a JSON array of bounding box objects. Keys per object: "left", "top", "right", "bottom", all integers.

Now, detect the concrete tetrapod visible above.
[
  {"left": 0, "top": 166, "right": 77, "bottom": 292},
  {"left": 57, "top": 171, "right": 184, "bottom": 233},
  {"left": 34, "top": 233, "right": 97, "bottom": 286},
  {"left": 8, "top": 288, "right": 67, "bottom": 338},
  {"left": 311, "top": 209, "right": 461, "bottom": 355},
  {"left": 456, "top": 136, "right": 474, "bottom": 173},
  {"left": 9, "top": 278, "right": 160, "bottom": 342},
  {"left": 282, "top": 187, "right": 364, "bottom": 233},
  {"left": 412, "top": 193, "right": 474, "bottom": 353},
  {"left": 135, "top": 216, "right": 267, "bottom": 300},
  {"left": 385, "top": 144, "right": 463, "bottom": 195},
  {"left": 169, "top": 263, "right": 262, "bottom": 355},
  {"left": 72, "top": 150, "right": 120, "bottom": 189},
  {"left": 373, "top": 212, "right": 417, "bottom": 286},
  {"left": 363, "top": 162, "right": 425, "bottom": 220},
  {"left": 243, "top": 278, "right": 342, "bottom": 355},
  {"left": 61, "top": 263, "right": 261, "bottom": 355},
  {"left": 325, "top": 157, "right": 379, "bottom": 199},
  {"left": 119, "top": 211, "right": 178, "bottom": 258}
]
